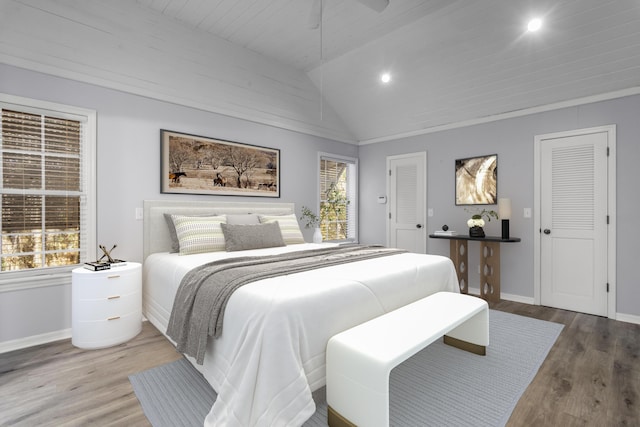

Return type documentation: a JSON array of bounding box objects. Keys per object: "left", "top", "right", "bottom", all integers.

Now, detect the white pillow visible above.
[
  {"left": 170, "top": 215, "right": 227, "bottom": 255},
  {"left": 225, "top": 214, "right": 261, "bottom": 225},
  {"left": 258, "top": 213, "right": 305, "bottom": 245}
]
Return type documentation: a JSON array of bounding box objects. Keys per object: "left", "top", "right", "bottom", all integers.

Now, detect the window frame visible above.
[
  {"left": 317, "top": 152, "right": 358, "bottom": 243},
  {"left": 0, "top": 94, "right": 96, "bottom": 291}
]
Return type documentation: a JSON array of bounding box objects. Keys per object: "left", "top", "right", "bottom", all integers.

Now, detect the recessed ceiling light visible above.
[
  {"left": 380, "top": 73, "right": 391, "bottom": 83},
  {"left": 527, "top": 17, "right": 542, "bottom": 32}
]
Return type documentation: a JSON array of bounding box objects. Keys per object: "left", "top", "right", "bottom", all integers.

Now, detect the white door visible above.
[
  {"left": 536, "top": 128, "right": 611, "bottom": 316},
  {"left": 387, "top": 152, "right": 426, "bottom": 253}
]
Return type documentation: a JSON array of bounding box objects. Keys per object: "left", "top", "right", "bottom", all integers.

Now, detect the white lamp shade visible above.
[{"left": 498, "top": 198, "right": 512, "bottom": 220}]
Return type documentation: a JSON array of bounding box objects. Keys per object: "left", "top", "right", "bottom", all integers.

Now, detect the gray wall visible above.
[
  {"left": 2, "top": 61, "right": 639, "bottom": 347},
  {"left": 0, "top": 64, "right": 357, "bottom": 345},
  {"left": 359, "top": 94, "right": 640, "bottom": 317}
]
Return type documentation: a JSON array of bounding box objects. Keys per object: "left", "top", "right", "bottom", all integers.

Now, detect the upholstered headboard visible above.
[{"left": 143, "top": 200, "right": 295, "bottom": 260}]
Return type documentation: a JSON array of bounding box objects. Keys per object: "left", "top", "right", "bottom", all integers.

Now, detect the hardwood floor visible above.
[
  {"left": 0, "top": 302, "right": 638, "bottom": 426},
  {"left": 490, "top": 300, "right": 640, "bottom": 427},
  {"left": 0, "top": 322, "right": 182, "bottom": 426}
]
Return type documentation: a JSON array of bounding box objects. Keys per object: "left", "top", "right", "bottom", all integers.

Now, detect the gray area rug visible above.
[{"left": 130, "top": 310, "right": 563, "bottom": 427}]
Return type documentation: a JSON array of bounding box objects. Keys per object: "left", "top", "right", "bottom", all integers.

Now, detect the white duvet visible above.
[{"left": 143, "top": 243, "right": 459, "bottom": 426}]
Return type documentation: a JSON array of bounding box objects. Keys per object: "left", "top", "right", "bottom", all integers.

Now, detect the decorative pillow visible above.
[
  {"left": 164, "top": 212, "right": 218, "bottom": 253},
  {"left": 258, "top": 214, "right": 305, "bottom": 245},
  {"left": 164, "top": 213, "right": 181, "bottom": 253},
  {"left": 220, "top": 222, "right": 286, "bottom": 252},
  {"left": 170, "top": 215, "right": 227, "bottom": 255},
  {"left": 225, "top": 214, "right": 260, "bottom": 225}
]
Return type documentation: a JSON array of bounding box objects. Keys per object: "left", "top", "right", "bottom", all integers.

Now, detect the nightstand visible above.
[{"left": 71, "top": 262, "right": 142, "bottom": 349}]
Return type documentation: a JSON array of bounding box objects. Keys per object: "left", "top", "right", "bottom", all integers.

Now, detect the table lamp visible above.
[{"left": 498, "top": 198, "right": 512, "bottom": 239}]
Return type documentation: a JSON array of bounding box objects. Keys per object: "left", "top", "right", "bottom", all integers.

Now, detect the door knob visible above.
[
  {"left": 416, "top": 224, "right": 423, "bottom": 229},
  {"left": 543, "top": 229, "right": 551, "bottom": 234}
]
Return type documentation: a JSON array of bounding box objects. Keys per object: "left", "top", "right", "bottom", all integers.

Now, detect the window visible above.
[
  {"left": 0, "top": 94, "right": 96, "bottom": 288},
  {"left": 318, "top": 153, "right": 357, "bottom": 242}
]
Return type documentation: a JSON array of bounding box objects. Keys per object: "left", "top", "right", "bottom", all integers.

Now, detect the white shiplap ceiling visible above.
[
  {"left": 133, "top": 0, "right": 640, "bottom": 143},
  {"left": 3, "top": 0, "right": 639, "bottom": 143},
  {"left": 134, "top": 0, "right": 452, "bottom": 72}
]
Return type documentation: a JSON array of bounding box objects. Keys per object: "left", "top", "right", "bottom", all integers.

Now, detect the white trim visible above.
[
  {"left": 5, "top": 57, "right": 638, "bottom": 146},
  {"left": 533, "top": 125, "right": 616, "bottom": 319},
  {"left": 499, "top": 292, "right": 535, "bottom": 305},
  {"left": 385, "top": 152, "right": 428, "bottom": 251},
  {"left": 466, "top": 288, "right": 535, "bottom": 305},
  {"left": 359, "top": 87, "right": 640, "bottom": 145},
  {"left": 317, "top": 152, "right": 359, "bottom": 243},
  {"left": 607, "top": 127, "right": 617, "bottom": 319},
  {"left": 533, "top": 134, "right": 542, "bottom": 307},
  {"left": 0, "top": 328, "right": 71, "bottom": 354},
  {"left": 615, "top": 312, "right": 640, "bottom": 325},
  {"left": 0, "top": 93, "right": 97, "bottom": 288},
  {"left": 468, "top": 288, "right": 638, "bottom": 325},
  {"left": 0, "top": 270, "right": 71, "bottom": 293}
]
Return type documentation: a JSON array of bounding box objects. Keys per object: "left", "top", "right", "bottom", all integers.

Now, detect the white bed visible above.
[{"left": 142, "top": 200, "right": 459, "bottom": 427}]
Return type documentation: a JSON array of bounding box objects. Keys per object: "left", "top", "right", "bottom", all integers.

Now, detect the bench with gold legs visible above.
[{"left": 326, "top": 292, "right": 489, "bottom": 427}]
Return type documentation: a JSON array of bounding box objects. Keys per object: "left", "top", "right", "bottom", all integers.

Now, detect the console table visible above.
[{"left": 429, "top": 234, "right": 520, "bottom": 302}]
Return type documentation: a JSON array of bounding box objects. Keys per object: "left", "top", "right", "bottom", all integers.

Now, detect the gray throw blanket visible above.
[{"left": 166, "top": 244, "right": 406, "bottom": 364}]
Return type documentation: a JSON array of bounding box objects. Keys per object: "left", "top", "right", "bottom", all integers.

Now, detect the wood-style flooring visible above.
[
  {"left": 0, "top": 300, "right": 638, "bottom": 426},
  {"left": 0, "top": 322, "right": 181, "bottom": 426},
  {"left": 492, "top": 300, "right": 639, "bottom": 427}
]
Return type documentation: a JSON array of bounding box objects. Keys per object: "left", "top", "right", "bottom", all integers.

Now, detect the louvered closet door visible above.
[
  {"left": 540, "top": 131, "right": 608, "bottom": 316},
  {"left": 387, "top": 152, "right": 426, "bottom": 253}
]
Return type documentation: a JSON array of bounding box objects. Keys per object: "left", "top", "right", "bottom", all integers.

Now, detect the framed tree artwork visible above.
[
  {"left": 455, "top": 154, "right": 497, "bottom": 205},
  {"left": 160, "top": 130, "right": 280, "bottom": 197}
]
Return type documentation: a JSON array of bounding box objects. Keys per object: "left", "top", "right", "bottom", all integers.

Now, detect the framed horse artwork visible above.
[{"left": 160, "top": 129, "right": 280, "bottom": 198}]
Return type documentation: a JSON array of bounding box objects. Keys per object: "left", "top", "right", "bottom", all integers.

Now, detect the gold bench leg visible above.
[
  {"left": 328, "top": 405, "right": 357, "bottom": 427},
  {"left": 443, "top": 335, "right": 486, "bottom": 356}
]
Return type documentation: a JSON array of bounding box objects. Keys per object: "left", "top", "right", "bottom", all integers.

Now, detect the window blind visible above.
[
  {"left": 319, "top": 155, "right": 357, "bottom": 241},
  {"left": 1, "top": 108, "right": 84, "bottom": 272}
]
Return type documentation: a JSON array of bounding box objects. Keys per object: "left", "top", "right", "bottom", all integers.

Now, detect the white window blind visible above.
[
  {"left": 319, "top": 154, "right": 357, "bottom": 242},
  {"left": 0, "top": 97, "right": 95, "bottom": 285}
]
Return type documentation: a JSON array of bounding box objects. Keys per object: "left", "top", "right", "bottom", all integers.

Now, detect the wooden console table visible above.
[{"left": 429, "top": 234, "right": 521, "bottom": 302}]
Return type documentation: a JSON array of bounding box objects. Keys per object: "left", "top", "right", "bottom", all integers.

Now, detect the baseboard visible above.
[
  {"left": 466, "top": 287, "right": 640, "bottom": 325},
  {"left": 467, "top": 287, "right": 535, "bottom": 305},
  {"left": 0, "top": 328, "right": 71, "bottom": 354},
  {"left": 615, "top": 312, "right": 640, "bottom": 325},
  {"left": 2, "top": 308, "right": 636, "bottom": 354},
  {"left": 500, "top": 292, "right": 535, "bottom": 305},
  {"left": 0, "top": 319, "right": 153, "bottom": 354}
]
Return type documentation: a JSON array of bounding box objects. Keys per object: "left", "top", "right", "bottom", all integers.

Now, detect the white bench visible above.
[{"left": 326, "top": 291, "right": 489, "bottom": 427}]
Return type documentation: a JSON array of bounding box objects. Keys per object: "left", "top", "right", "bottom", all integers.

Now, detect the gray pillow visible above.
[
  {"left": 221, "top": 222, "right": 286, "bottom": 252},
  {"left": 164, "top": 213, "right": 181, "bottom": 253},
  {"left": 226, "top": 214, "right": 260, "bottom": 225}
]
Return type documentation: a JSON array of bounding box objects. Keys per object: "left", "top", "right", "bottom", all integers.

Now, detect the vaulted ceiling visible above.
[
  {"left": 3, "top": 0, "right": 640, "bottom": 144},
  {"left": 134, "top": 0, "right": 450, "bottom": 72},
  {"left": 137, "top": 0, "right": 640, "bottom": 142}
]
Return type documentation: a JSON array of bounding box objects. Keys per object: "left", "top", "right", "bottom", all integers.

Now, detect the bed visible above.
[{"left": 142, "top": 200, "right": 459, "bottom": 427}]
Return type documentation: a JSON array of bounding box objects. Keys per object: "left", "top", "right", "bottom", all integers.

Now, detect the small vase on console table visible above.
[
  {"left": 469, "top": 226, "right": 485, "bottom": 238},
  {"left": 467, "top": 216, "right": 487, "bottom": 238}
]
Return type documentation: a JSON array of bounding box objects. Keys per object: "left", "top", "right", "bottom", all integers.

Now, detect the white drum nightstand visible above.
[{"left": 71, "top": 262, "right": 142, "bottom": 349}]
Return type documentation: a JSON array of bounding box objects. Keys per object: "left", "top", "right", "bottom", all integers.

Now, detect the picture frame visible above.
[
  {"left": 161, "top": 130, "right": 280, "bottom": 197},
  {"left": 455, "top": 154, "right": 497, "bottom": 205}
]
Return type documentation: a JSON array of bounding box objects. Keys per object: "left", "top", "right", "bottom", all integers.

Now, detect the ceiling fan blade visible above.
[
  {"left": 357, "top": 0, "right": 389, "bottom": 13},
  {"left": 308, "top": 0, "right": 321, "bottom": 30}
]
